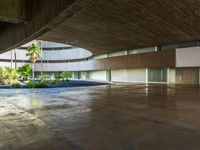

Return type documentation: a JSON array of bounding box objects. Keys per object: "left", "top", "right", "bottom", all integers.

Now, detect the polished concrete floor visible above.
[{"left": 1, "top": 83, "right": 200, "bottom": 150}]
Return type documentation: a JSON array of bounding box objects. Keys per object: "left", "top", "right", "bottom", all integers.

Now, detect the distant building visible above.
[{"left": 0, "top": 40, "right": 200, "bottom": 84}]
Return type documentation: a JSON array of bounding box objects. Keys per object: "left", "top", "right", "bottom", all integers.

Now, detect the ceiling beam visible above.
[
  {"left": 0, "top": 0, "right": 27, "bottom": 24},
  {"left": 0, "top": 0, "right": 91, "bottom": 54}
]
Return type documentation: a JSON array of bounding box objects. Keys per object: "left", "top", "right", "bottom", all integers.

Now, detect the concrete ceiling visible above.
[
  {"left": 1, "top": 0, "right": 200, "bottom": 54},
  {"left": 0, "top": 0, "right": 83, "bottom": 53},
  {"left": 0, "top": 21, "right": 6, "bottom": 28},
  {"left": 40, "top": 0, "right": 200, "bottom": 54}
]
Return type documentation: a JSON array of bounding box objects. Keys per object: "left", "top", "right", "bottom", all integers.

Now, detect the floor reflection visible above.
[{"left": 0, "top": 84, "right": 200, "bottom": 150}]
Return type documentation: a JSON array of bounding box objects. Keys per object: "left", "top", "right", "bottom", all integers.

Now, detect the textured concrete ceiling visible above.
[
  {"left": 0, "top": 21, "right": 5, "bottom": 28},
  {"left": 40, "top": 0, "right": 200, "bottom": 54},
  {"left": 1, "top": 0, "right": 200, "bottom": 54}
]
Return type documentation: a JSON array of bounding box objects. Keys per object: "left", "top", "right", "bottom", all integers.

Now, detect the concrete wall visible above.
[
  {"left": 176, "top": 47, "right": 200, "bottom": 67},
  {"left": 89, "top": 70, "right": 107, "bottom": 81},
  {"left": 111, "top": 69, "right": 146, "bottom": 82},
  {"left": 199, "top": 68, "right": 200, "bottom": 84}
]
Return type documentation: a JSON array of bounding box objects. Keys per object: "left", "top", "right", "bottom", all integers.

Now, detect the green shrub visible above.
[
  {"left": 26, "top": 80, "right": 35, "bottom": 88},
  {"left": 50, "top": 79, "right": 62, "bottom": 84},
  {"left": 12, "top": 83, "right": 21, "bottom": 88},
  {"left": 55, "top": 71, "right": 72, "bottom": 82},
  {"left": 17, "top": 64, "right": 32, "bottom": 80},
  {"left": 39, "top": 75, "right": 49, "bottom": 84},
  {"left": 0, "top": 67, "right": 19, "bottom": 85},
  {"left": 35, "top": 82, "right": 48, "bottom": 88},
  {"left": 26, "top": 80, "right": 48, "bottom": 88},
  {"left": 55, "top": 74, "right": 62, "bottom": 80}
]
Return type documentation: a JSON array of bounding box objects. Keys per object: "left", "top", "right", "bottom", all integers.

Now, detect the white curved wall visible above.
[
  {"left": 0, "top": 48, "right": 92, "bottom": 61},
  {"left": 34, "top": 61, "right": 95, "bottom": 71},
  {"left": 0, "top": 62, "right": 27, "bottom": 68},
  {"left": 42, "top": 48, "right": 92, "bottom": 60}
]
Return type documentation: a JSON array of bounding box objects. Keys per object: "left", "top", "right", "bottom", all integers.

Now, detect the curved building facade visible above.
[{"left": 0, "top": 40, "right": 200, "bottom": 84}]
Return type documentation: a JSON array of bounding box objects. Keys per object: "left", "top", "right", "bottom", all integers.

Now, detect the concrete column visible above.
[
  {"left": 126, "top": 50, "right": 131, "bottom": 55},
  {"left": 145, "top": 68, "right": 148, "bottom": 84},
  {"left": 14, "top": 49, "right": 17, "bottom": 70},
  {"left": 199, "top": 67, "right": 200, "bottom": 84},
  {"left": 86, "top": 71, "right": 89, "bottom": 79},
  {"left": 10, "top": 50, "right": 13, "bottom": 68},
  {"left": 155, "top": 46, "right": 161, "bottom": 52},
  {"left": 78, "top": 72, "right": 81, "bottom": 79},
  {"left": 167, "top": 68, "right": 170, "bottom": 84},
  {"left": 106, "top": 69, "right": 111, "bottom": 81}
]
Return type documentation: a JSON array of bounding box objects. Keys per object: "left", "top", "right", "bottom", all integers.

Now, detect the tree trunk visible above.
[
  {"left": 41, "top": 47, "right": 43, "bottom": 76},
  {"left": 14, "top": 49, "right": 17, "bottom": 70},
  {"left": 32, "top": 63, "right": 35, "bottom": 79}
]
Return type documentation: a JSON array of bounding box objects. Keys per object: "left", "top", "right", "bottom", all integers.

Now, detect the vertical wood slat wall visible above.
[{"left": 94, "top": 50, "right": 175, "bottom": 70}]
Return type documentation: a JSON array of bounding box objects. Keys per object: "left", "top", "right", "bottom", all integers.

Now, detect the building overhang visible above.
[{"left": 0, "top": 0, "right": 200, "bottom": 54}]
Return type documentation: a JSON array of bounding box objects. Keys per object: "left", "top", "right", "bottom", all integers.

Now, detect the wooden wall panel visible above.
[{"left": 93, "top": 50, "right": 175, "bottom": 70}]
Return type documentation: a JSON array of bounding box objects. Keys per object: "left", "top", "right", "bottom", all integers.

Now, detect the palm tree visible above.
[
  {"left": 17, "top": 64, "right": 32, "bottom": 80},
  {"left": 0, "top": 67, "right": 19, "bottom": 85},
  {"left": 38, "top": 40, "right": 46, "bottom": 76},
  {"left": 26, "top": 43, "right": 41, "bottom": 79}
]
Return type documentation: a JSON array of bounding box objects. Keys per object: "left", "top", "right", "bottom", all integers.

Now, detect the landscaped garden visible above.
[
  {"left": 0, "top": 65, "right": 73, "bottom": 88},
  {"left": 0, "top": 42, "right": 108, "bottom": 88},
  {"left": 0, "top": 43, "right": 75, "bottom": 88}
]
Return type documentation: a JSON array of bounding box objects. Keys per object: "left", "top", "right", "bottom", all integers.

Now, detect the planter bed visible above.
[{"left": 0, "top": 80, "right": 110, "bottom": 89}]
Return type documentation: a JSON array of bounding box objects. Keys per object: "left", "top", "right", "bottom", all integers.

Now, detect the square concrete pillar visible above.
[
  {"left": 145, "top": 68, "right": 148, "bottom": 84},
  {"left": 199, "top": 68, "right": 200, "bottom": 84},
  {"left": 106, "top": 69, "right": 111, "bottom": 81},
  {"left": 167, "top": 68, "right": 170, "bottom": 84}
]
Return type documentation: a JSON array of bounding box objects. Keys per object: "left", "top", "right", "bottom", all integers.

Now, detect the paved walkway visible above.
[{"left": 0, "top": 83, "right": 200, "bottom": 150}]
